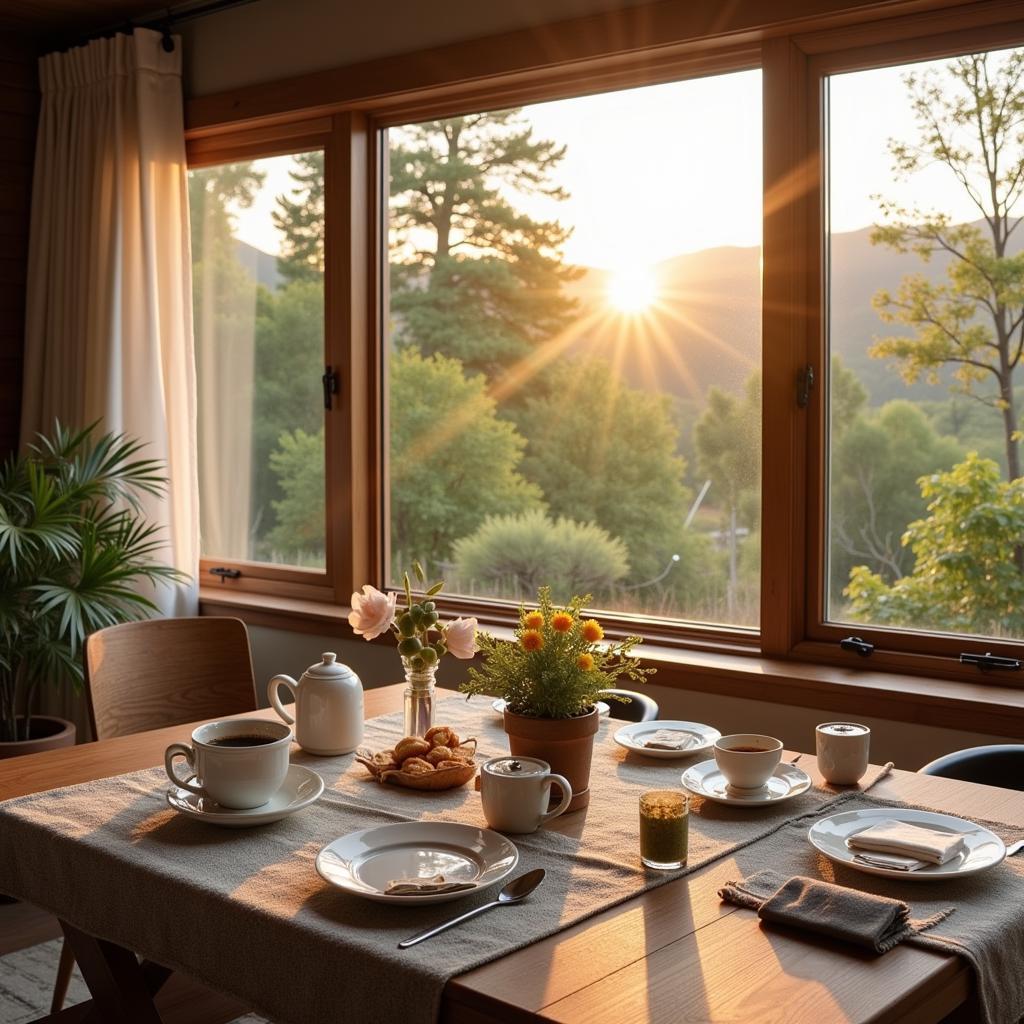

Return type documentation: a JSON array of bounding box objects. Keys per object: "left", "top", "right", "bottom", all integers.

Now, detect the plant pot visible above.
[
  {"left": 0, "top": 716, "right": 76, "bottom": 760},
  {"left": 503, "top": 706, "right": 599, "bottom": 812}
]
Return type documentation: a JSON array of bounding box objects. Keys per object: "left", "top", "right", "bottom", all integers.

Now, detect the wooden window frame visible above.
[{"left": 186, "top": 0, "right": 1024, "bottom": 692}]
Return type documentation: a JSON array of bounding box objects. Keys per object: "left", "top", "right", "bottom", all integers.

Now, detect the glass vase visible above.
[{"left": 402, "top": 656, "right": 438, "bottom": 738}]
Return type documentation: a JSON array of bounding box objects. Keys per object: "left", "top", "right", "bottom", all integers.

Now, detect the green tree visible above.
[
  {"left": 831, "top": 401, "right": 962, "bottom": 599},
  {"left": 390, "top": 348, "right": 542, "bottom": 568},
  {"left": 264, "top": 427, "right": 325, "bottom": 563},
  {"left": 188, "top": 162, "right": 265, "bottom": 265},
  {"left": 389, "top": 111, "right": 580, "bottom": 379},
  {"left": 846, "top": 454, "right": 1024, "bottom": 636},
  {"left": 831, "top": 355, "right": 868, "bottom": 440},
  {"left": 273, "top": 151, "right": 324, "bottom": 282},
  {"left": 453, "top": 510, "right": 629, "bottom": 602},
  {"left": 694, "top": 373, "right": 761, "bottom": 615},
  {"left": 516, "top": 358, "right": 692, "bottom": 587},
  {"left": 870, "top": 51, "right": 1024, "bottom": 482}
]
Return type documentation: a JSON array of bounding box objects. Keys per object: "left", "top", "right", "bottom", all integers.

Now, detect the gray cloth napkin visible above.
[{"left": 719, "top": 868, "right": 949, "bottom": 953}]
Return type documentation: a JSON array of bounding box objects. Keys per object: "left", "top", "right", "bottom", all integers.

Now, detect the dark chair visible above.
[
  {"left": 919, "top": 744, "right": 1024, "bottom": 791},
  {"left": 599, "top": 688, "right": 659, "bottom": 723}
]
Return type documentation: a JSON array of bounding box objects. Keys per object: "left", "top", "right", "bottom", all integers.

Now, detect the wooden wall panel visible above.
[{"left": 0, "top": 34, "right": 37, "bottom": 459}]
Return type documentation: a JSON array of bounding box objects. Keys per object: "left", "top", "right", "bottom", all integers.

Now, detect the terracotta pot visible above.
[
  {"left": 0, "top": 716, "right": 76, "bottom": 760},
  {"left": 503, "top": 706, "right": 599, "bottom": 812}
]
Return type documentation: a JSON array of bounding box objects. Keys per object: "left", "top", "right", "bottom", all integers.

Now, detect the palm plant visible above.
[{"left": 0, "top": 423, "right": 189, "bottom": 742}]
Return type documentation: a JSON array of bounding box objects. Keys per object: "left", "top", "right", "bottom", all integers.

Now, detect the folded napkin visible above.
[
  {"left": 719, "top": 869, "right": 918, "bottom": 953},
  {"left": 643, "top": 729, "right": 697, "bottom": 751},
  {"left": 384, "top": 875, "right": 477, "bottom": 896},
  {"left": 847, "top": 820, "right": 967, "bottom": 872}
]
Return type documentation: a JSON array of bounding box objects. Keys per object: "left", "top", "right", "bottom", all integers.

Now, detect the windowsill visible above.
[{"left": 199, "top": 587, "right": 1024, "bottom": 738}]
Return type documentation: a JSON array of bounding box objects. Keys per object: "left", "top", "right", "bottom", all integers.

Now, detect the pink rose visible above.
[
  {"left": 445, "top": 617, "right": 478, "bottom": 659},
  {"left": 348, "top": 585, "right": 397, "bottom": 641}
]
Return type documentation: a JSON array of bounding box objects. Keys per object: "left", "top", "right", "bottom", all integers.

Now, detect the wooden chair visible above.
[
  {"left": 85, "top": 616, "right": 258, "bottom": 740},
  {"left": 51, "top": 616, "right": 258, "bottom": 1012}
]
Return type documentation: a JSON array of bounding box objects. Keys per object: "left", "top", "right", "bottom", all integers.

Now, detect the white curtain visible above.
[{"left": 21, "top": 28, "right": 199, "bottom": 624}]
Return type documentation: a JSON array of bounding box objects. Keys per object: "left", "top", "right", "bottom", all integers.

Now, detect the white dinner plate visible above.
[
  {"left": 614, "top": 720, "right": 721, "bottom": 760},
  {"left": 808, "top": 807, "right": 1007, "bottom": 880},
  {"left": 166, "top": 763, "right": 324, "bottom": 828},
  {"left": 493, "top": 697, "right": 610, "bottom": 718},
  {"left": 681, "top": 759, "right": 812, "bottom": 805},
  {"left": 316, "top": 822, "right": 519, "bottom": 904}
]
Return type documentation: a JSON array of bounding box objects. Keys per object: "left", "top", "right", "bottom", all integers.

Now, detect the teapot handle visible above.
[{"left": 268, "top": 674, "right": 299, "bottom": 725}]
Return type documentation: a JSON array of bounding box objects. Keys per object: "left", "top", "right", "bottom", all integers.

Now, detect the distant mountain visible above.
[
  {"left": 565, "top": 220, "right": 1011, "bottom": 407},
  {"left": 235, "top": 240, "right": 282, "bottom": 292}
]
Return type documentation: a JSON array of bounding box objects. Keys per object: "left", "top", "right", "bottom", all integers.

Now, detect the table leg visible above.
[{"left": 57, "top": 921, "right": 167, "bottom": 1024}]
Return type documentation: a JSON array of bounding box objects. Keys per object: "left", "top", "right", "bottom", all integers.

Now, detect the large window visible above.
[
  {"left": 826, "top": 48, "right": 1024, "bottom": 642},
  {"left": 189, "top": 152, "right": 326, "bottom": 570},
  {"left": 385, "top": 72, "right": 763, "bottom": 628}
]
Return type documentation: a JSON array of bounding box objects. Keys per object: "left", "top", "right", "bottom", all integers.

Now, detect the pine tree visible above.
[
  {"left": 273, "top": 151, "right": 324, "bottom": 282},
  {"left": 389, "top": 110, "right": 580, "bottom": 381}
]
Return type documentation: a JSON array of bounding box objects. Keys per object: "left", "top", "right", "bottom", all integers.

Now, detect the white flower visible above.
[
  {"left": 348, "top": 585, "right": 397, "bottom": 641},
  {"left": 445, "top": 617, "right": 478, "bottom": 659}
]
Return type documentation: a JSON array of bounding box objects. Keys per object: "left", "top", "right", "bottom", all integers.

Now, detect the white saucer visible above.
[
  {"left": 493, "top": 697, "right": 610, "bottom": 718},
  {"left": 316, "top": 822, "right": 519, "bottom": 904},
  {"left": 681, "top": 759, "right": 812, "bottom": 805},
  {"left": 808, "top": 807, "right": 1006, "bottom": 881},
  {"left": 614, "top": 720, "right": 721, "bottom": 759},
  {"left": 166, "top": 764, "right": 324, "bottom": 827}
]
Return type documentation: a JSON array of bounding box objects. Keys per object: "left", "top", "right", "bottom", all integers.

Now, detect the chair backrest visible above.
[
  {"left": 919, "top": 744, "right": 1024, "bottom": 791},
  {"left": 600, "top": 688, "right": 660, "bottom": 723},
  {"left": 85, "top": 617, "right": 258, "bottom": 740}
]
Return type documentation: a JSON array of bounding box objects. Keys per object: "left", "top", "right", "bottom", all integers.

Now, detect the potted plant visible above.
[
  {"left": 461, "top": 587, "right": 654, "bottom": 811},
  {"left": 0, "top": 423, "right": 188, "bottom": 756}
]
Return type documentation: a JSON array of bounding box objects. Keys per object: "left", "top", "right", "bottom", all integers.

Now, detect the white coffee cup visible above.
[
  {"left": 164, "top": 718, "right": 292, "bottom": 809},
  {"left": 714, "top": 734, "right": 783, "bottom": 789},
  {"left": 480, "top": 756, "right": 573, "bottom": 834},
  {"left": 816, "top": 722, "right": 870, "bottom": 785}
]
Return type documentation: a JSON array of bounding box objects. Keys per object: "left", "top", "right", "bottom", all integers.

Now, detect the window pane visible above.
[
  {"left": 189, "top": 152, "right": 326, "bottom": 569},
  {"left": 386, "top": 72, "right": 762, "bottom": 627},
  {"left": 826, "top": 49, "right": 1024, "bottom": 640}
]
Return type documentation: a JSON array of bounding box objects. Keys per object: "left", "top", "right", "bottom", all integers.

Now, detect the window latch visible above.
[
  {"left": 208, "top": 567, "right": 242, "bottom": 584},
  {"left": 797, "top": 364, "right": 815, "bottom": 408},
  {"left": 959, "top": 652, "right": 1022, "bottom": 672},
  {"left": 840, "top": 635, "right": 874, "bottom": 657},
  {"left": 322, "top": 365, "right": 340, "bottom": 410}
]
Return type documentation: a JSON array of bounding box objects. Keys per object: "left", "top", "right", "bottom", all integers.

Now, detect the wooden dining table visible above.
[{"left": 1, "top": 682, "right": 1021, "bottom": 1024}]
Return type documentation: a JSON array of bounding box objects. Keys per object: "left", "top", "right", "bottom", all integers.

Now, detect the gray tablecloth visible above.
[{"left": 0, "top": 698, "right": 1017, "bottom": 1024}]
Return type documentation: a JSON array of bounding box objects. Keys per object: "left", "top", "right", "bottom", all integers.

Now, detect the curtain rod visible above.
[{"left": 83, "top": 0, "right": 262, "bottom": 52}]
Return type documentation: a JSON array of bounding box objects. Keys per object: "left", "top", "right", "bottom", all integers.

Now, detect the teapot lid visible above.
[{"left": 304, "top": 652, "right": 356, "bottom": 679}]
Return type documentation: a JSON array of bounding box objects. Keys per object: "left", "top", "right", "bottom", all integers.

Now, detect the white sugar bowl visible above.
[{"left": 268, "top": 653, "right": 364, "bottom": 755}]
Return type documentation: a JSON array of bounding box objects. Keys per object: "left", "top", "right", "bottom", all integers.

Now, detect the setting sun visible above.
[{"left": 607, "top": 266, "right": 658, "bottom": 313}]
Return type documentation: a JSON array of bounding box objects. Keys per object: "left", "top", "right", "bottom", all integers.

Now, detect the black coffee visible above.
[{"left": 208, "top": 734, "right": 276, "bottom": 748}]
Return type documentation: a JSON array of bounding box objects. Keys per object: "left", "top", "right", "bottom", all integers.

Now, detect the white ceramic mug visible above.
[
  {"left": 480, "top": 756, "right": 573, "bottom": 834},
  {"left": 713, "top": 734, "right": 783, "bottom": 789},
  {"left": 164, "top": 718, "right": 292, "bottom": 809},
  {"left": 816, "top": 722, "right": 870, "bottom": 785}
]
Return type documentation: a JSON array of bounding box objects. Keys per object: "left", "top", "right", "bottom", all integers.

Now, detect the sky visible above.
[{"left": 223, "top": 49, "right": 1015, "bottom": 269}]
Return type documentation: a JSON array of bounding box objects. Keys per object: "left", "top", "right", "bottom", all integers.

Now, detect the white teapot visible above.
[{"left": 268, "top": 653, "right": 363, "bottom": 755}]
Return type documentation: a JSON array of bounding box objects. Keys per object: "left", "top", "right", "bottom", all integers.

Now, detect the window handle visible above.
[
  {"left": 209, "top": 567, "right": 242, "bottom": 584},
  {"left": 840, "top": 636, "right": 874, "bottom": 657},
  {"left": 322, "top": 366, "right": 340, "bottom": 410},
  {"left": 959, "top": 652, "right": 1022, "bottom": 672},
  {"left": 796, "top": 364, "right": 815, "bottom": 408}
]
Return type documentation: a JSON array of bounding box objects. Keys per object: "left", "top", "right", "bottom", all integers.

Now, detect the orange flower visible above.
[
  {"left": 523, "top": 611, "right": 544, "bottom": 630},
  {"left": 521, "top": 629, "right": 544, "bottom": 652},
  {"left": 581, "top": 619, "right": 604, "bottom": 642},
  {"left": 576, "top": 653, "right": 594, "bottom": 671},
  {"left": 551, "top": 611, "right": 574, "bottom": 633}
]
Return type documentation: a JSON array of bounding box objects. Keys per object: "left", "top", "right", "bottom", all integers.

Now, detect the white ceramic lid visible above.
[
  {"left": 818, "top": 722, "right": 869, "bottom": 736},
  {"left": 483, "top": 756, "right": 549, "bottom": 778},
  {"left": 304, "top": 652, "right": 357, "bottom": 679}
]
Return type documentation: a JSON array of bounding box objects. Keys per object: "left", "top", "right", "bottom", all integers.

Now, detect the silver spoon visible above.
[
  {"left": 1008, "top": 839, "right": 1023, "bottom": 857},
  {"left": 398, "top": 868, "right": 546, "bottom": 949}
]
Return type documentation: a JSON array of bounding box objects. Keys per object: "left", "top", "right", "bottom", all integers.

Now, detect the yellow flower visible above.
[
  {"left": 581, "top": 619, "right": 604, "bottom": 642},
  {"left": 523, "top": 610, "right": 544, "bottom": 630},
  {"left": 551, "top": 611, "right": 574, "bottom": 633},
  {"left": 576, "top": 652, "right": 594, "bottom": 671},
  {"left": 521, "top": 629, "right": 544, "bottom": 652}
]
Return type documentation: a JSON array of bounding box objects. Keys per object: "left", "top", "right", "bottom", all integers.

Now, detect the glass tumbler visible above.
[{"left": 639, "top": 789, "right": 688, "bottom": 870}]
